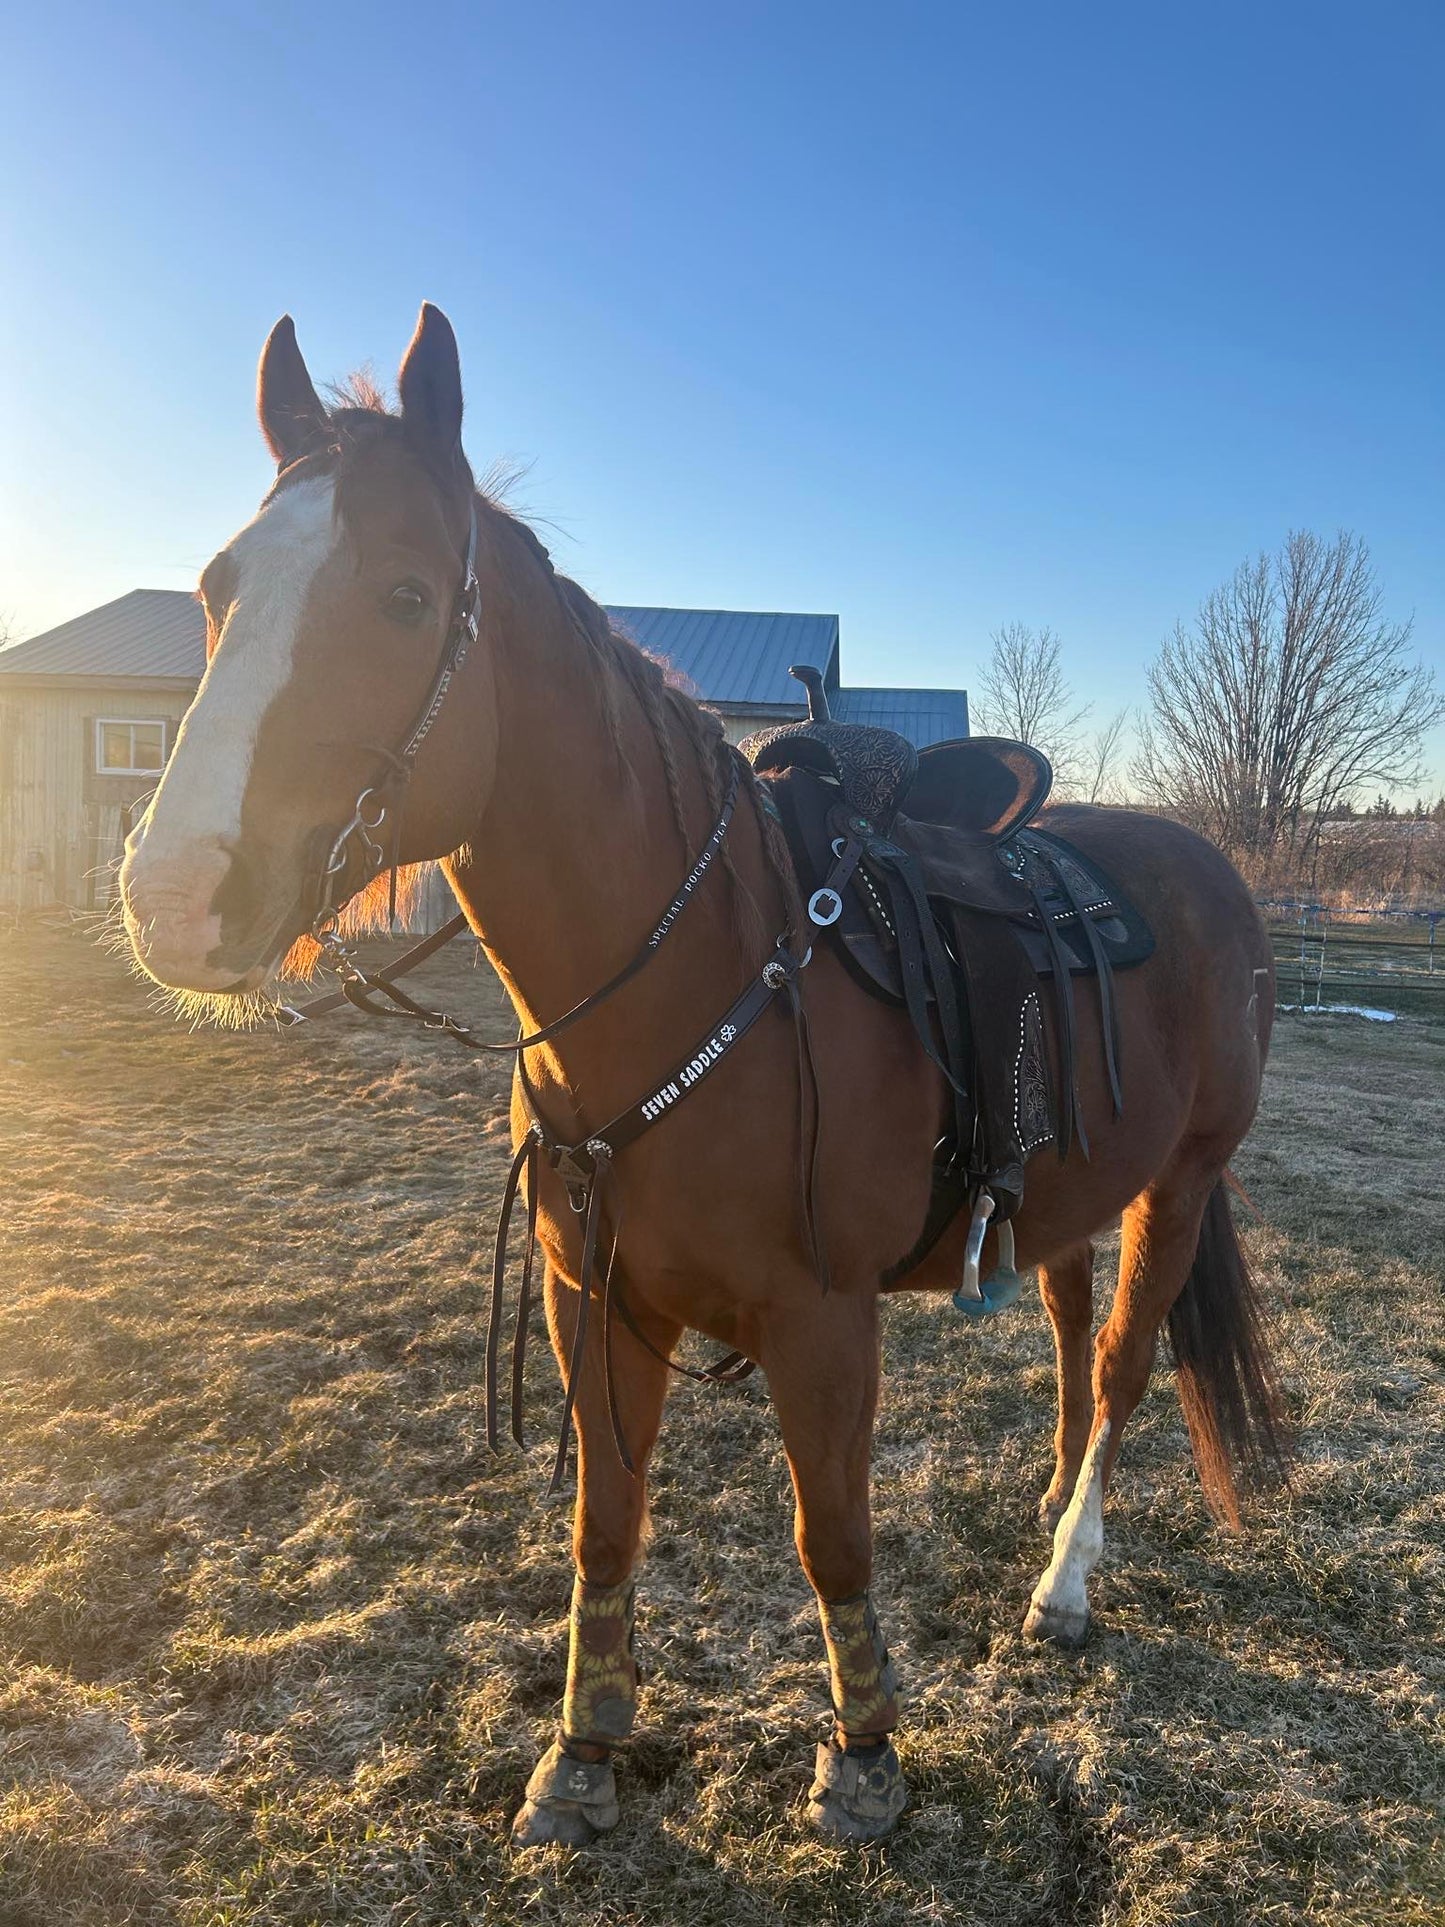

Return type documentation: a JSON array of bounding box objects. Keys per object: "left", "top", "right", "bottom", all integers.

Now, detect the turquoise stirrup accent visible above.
[
  {"left": 953, "top": 1262, "right": 1024, "bottom": 1318},
  {"left": 951, "top": 1195, "right": 1024, "bottom": 1318}
]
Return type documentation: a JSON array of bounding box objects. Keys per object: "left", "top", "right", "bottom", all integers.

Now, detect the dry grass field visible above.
[{"left": 1, "top": 924, "right": 1441, "bottom": 1926}]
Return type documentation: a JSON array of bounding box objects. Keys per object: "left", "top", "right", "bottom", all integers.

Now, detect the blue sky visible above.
[{"left": 4, "top": 0, "right": 1442, "bottom": 787}]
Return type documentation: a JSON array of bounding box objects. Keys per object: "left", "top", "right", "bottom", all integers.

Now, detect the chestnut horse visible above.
[{"left": 120, "top": 305, "right": 1283, "bottom": 1845}]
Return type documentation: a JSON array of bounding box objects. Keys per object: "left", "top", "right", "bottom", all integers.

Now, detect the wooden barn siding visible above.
[
  {"left": 718, "top": 709, "right": 777, "bottom": 746},
  {"left": 0, "top": 683, "right": 781, "bottom": 928},
  {"left": 0, "top": 679, "right": 459, "bottom": 934},
  {"left": 0, "top": 681, "right": 194, "bottom": 914}
]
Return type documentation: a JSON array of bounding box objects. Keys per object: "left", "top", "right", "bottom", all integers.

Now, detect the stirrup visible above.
[{"left": 952, "top": 1193, "right": 1024, "bottom": 1318}]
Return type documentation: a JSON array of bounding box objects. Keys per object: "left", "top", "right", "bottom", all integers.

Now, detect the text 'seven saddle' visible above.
[{"left": 743, "top": 666, "right": 1153, "bottom": 1311}]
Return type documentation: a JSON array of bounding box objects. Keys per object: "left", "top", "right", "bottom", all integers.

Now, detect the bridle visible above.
[
  {"left": 282, "top": 484, "right": 749, "bottom": 1054},
  {"left": 307, "top": 498, "right": 483, "bottom": 957}
]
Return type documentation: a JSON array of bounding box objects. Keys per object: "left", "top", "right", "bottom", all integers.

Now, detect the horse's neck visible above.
[{"left": 449, "top": 549, "right": 743, "bottom": 1120}]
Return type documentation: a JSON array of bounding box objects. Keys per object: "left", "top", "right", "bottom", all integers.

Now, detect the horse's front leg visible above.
[
  {"left": 763, "top": 1288, "right": 907, "bottom": 1843},
  {"left": 511, "top": 1262, "right": 678, "bottom": 1848}
]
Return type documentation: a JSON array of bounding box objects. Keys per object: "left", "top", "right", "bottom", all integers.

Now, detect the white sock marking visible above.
[{"left": 1031, "top": 1420, "right": 1111, "bottom": 1627}]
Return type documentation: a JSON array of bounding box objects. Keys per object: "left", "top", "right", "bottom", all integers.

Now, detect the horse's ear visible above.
[
  {"left": 257, "top": 316, "right": 329, "bottom": 467},
  {"left": 398, "top": 303, "right": 464, "bottom": 464}
]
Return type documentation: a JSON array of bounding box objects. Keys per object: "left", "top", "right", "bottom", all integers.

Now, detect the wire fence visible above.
[{"left": 1257, "top": 899, "right": 1445, "bottom": 1020}]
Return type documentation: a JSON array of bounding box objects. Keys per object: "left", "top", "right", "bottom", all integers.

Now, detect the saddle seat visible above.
[
  {"left": 741, "top": 667, "right": 1154, "bottom": 1293},
  {"left": 900, "top": 735, "right": 1054, "bottom": 838},
  {"left": 747, "top": 687, "right": 1053, "bottom": 843},
  {"left": 741, "top": 673, "right": 1147, "bottom": 954}
]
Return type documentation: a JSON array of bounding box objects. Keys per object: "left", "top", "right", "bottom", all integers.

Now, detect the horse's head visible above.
[{"left": 120, "top": 305, "right": 493, "bottom": 1000}]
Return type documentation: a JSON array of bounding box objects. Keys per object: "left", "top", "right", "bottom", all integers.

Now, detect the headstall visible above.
[{"left": 305, "top": 499, "right": 483, "bottom": 952}]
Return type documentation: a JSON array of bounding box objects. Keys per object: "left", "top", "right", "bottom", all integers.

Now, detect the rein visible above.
[
  {"left": 281, "top": 753, "right": 743, "bottom": 1051},
  {"left": 277, "top": 489, "right": 827, "bottom": 1491}
]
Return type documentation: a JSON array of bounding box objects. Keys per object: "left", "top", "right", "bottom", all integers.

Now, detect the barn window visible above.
[{"left": 95, "top": 719, "right": 167, "bottom": 776}]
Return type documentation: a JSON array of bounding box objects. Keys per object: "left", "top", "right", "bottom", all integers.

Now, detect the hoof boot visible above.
[
  {"left": 1023, "top": 1599, "right": 1091, "bottom": 1649},
  {"left": 806, "top": 1738, "right": 907, "bottom": 1843},
  {"left": 511, "top": 1740, "right": 619, "bottom": 1848}
]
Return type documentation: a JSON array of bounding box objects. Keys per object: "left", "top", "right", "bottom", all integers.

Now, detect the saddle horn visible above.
[{"left": 789, "top": 664, "right": 832, "bottom": 723}]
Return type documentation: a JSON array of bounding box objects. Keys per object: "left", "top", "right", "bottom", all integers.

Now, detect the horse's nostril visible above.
[{"left": 209, "top": 846, "right": 260, "bottom": 935}]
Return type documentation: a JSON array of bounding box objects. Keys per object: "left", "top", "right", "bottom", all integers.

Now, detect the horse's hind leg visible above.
[
  {"left": 1037, "top": 1240, "right": 1095, "bottom": 1533},
  {"left": 762, "top": 1291, "right": 907, "bottom": 1843},
  {"left": 511, "top": 1264, "right": 679, "bottom": 1848},
  {"left": 1024, "top": 1172, "right": 1214, "bottom": 1646}
]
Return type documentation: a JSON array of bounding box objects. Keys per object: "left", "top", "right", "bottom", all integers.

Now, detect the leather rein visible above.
[{"left": 276, "top": 491, "right": 823, "bottom": 1491}]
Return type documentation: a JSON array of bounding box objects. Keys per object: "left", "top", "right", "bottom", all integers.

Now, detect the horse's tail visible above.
[{"left": 1167, "top": 1177, "right": 1289, "bottom": 1528}]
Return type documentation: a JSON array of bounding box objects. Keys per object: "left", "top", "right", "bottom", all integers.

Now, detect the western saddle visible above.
[{"left": 744, "top": 667, "right": 1153, "bottom": 1313}]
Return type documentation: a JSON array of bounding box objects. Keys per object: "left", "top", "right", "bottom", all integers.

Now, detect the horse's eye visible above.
[{"left": 387, "top": 584, "right": 429, "bottom": 625}]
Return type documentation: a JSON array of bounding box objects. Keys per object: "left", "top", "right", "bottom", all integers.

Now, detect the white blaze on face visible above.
[{"left": 122, "top": 474, "right": 339, "bottom": 989}]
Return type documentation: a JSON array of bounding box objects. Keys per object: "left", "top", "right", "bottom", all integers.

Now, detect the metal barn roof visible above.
[
  {"left": 606, "top": 607, "right": 840, "bottom": 709},
  {"left": 0, "top": 594, "right": 841, "bottom": 703},
  {"left": 0, "top": 590, "right": 207, "bottom": 680},
  {"left": 832, "top": 684, "right": 970, "bottom": 747}
]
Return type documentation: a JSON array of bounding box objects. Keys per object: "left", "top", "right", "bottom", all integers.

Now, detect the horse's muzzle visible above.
[{"left": 120, "top": 829, "right": 276, "bottom": 993}]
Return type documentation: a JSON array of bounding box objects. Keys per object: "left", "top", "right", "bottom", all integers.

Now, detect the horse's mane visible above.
[{"left": 481, "top": 513, "right": 800, "bottom": 972}]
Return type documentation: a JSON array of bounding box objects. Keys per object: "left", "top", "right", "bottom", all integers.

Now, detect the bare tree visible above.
[
  {"left": 1081, "top": 706, "right": 1130, "bottom": 804},
  {"left": 972, "top": 623, "right": 1090, "bottom": 786},
  {"left": 1134, "top": 532, "right": 1443, "bottom": 876}
]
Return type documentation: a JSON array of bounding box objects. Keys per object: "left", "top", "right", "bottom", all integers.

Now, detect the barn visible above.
[{"left": 0, "top": 590, "right": 969, "bottom": 915}]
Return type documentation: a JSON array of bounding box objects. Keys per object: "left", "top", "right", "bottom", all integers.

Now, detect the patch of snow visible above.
[{"left": 1278, "top": 1002, "right": 1398, "bottom": 1023}]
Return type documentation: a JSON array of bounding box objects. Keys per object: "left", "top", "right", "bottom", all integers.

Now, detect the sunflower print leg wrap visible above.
[
  {"left": 818, "top": 1591, "right": 899, "bottom": 1739},
  {"left": 561, "top": 1577, "right": 638, "bottom": 1746}
]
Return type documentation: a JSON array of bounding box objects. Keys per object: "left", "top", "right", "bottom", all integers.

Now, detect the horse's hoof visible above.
[
  {"left": 1023, "top": 1599, "right": 1091, "bottom": 1648},
  {"left": 805, "top": 1738, "right": 907, "bottom": 1843},
  {"left": 510, "top": 1741, "right": 619, "bottom": 1848},
  {"left": 511, "top": 1797, "right": 605, "bottom": 1847}
]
